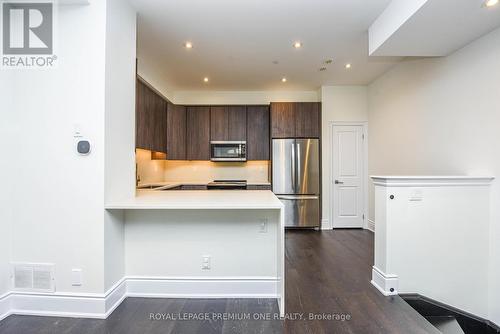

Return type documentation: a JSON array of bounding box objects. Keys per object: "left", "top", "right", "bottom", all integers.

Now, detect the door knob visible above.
[{"left": 335, "top": 180, "right": 344, "bottom": 184}]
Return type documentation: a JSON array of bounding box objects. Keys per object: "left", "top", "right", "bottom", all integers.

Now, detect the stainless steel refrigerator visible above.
[{"left": 272, "top": 139, "right": 320, "bottom": 228}]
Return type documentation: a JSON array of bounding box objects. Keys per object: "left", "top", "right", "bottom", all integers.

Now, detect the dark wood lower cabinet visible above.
[
  {"left": 246, "top": 184, "right": 272, "bottom": 190},
  {"left": 247, "top": 105, "right": 270, "bottom": 160},
  {"left": 186, "top": 106, "right": 211, "bottom": 160}
]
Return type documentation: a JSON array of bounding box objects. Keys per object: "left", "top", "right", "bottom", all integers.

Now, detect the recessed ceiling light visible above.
[
  {"left": 345, "top": 63, "right": 352, "bottom": 69},
  {"left": 293, "top": 41, "right": 302, "bottom": 48},
  {"left": 203, "top": 77, "right": 209, "bottom": 82},
  {"left": 281, "top": 77, "right": 287, "bottom": 83},
  {"left": 484, "top": 0, "right": 499, "bottom": 7},
  {"left": 184, "top": 42, "right": 193, "bottom": 49}
]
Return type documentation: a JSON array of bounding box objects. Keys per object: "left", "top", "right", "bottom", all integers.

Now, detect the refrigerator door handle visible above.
[
  {"left": 277, "top": 195, "right": 319, "bottom": 200},
  {"left": 291, "top": 143, "right": 296, "bottom": 192},
  {"left": 296, "top": 142, "right": 301, "bottom": 192}
]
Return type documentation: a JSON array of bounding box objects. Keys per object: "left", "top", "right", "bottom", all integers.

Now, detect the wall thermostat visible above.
[{"left": 77, "top": 140, "right": 91, "bottom": 155}]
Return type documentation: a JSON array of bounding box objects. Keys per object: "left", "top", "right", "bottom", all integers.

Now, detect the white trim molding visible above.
[
  {"left": 367, "top": 219, "right": 375, "bottom": 232},
  {"left": 127, "top": 276, "right": 279, "bottom": 299},
  {"left": 371, "top": 266, "right": 398, "bottom": 296},
  {"left": 0, "top": 292, "right": 12, "bottom": 321},
  {"left": 321, "top": 218, "right": 331, "bottom": 230},
  {"left": 371, "top": 176, "right": 494, "bottom": 187},
  {"left": 0, "top": 276, "right": 280, "bottom": 320}
]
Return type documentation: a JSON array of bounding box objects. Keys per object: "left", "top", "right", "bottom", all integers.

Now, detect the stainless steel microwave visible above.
[{"left": 210, "top": 141, "right": 246, "bottom": 161}]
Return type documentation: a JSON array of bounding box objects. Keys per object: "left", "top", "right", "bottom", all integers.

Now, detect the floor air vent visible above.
[{"left": 13, "top": 263, "right": 55, "bottom": 292}]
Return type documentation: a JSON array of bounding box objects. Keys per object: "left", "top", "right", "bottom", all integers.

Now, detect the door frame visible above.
[{"left": 329, "top": 121, "right": 368, "bottom": 230}]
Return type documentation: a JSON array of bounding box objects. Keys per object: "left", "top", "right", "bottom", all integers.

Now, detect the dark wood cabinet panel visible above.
[
  {"left": 247, "top": 106, "right": 270, "bottom": 160},
  {"left": 210, "top": 106, "right": 247, "bottom": 142},
  {"left": 136, "top": 80, "right": 167, "bottom": 153},
  {"left": 295, "top": 102, "right": 321, "bottom": 138},
  {"left": 228, "top": 106, "right": 247, "bottom": 141},
  {"left": 181, "top": 184, "right": 208, "bottom": 190},
  {"left": 246, "top": 184, "right": 272, "bottom": 190},
  {"left": 166, "top": 103, "right": 187, "bottom": 160},
  {"left": 152, "top": 98, "right": 167, "bottom": 153},
  {"left": 136, "top": 80, "right": 149, "bottom": 150},
  {"left": 210, "top": 106, "right": 229, "bottom": 141},
  {"left": 186, "top": 106, "right": 211, "bottom": 160},
  {"left": 271, "top": 102, "right": 296, "bottom": 138},
  {"left": 271, "top": 102, "right": 321, "bottom": 139}
]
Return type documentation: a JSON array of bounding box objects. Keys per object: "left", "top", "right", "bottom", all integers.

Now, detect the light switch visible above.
[
  {"left": 202, "top": 255, "right": 211, "bottom": 270},
  {"left": 409, "top": 189, "right": 423, "bottom": 201},
  {"left": 259, "top": 219, "right": 268, "bottom": 233},
  {"left": 71, "top": 269, "right": 82, "bottom": 286}
]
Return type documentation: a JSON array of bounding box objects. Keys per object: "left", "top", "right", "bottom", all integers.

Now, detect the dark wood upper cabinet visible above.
[
  {"left": 166, "top": 103, "right": 187, "bottom": 160},
  {"left": 210, "top": 106, "right": 247, "bottom": 141},
  {"left": 136, "top": 80, "right": 167, "bottom": 153},
  {"left": 210, "top": 106, "right": 229, "bottom": 141},
  {"left": 295, "top": 102, "right": 321, "bottom": 138},
  {"left": 152, "top": 98, "right": 167, "bottom": 153},
  {"left": 186, "top": 106, "right": 211, "bottom": 160},
  {"left": 247, "top": 106, "right": 270, "bottom": 160},
  {"left": 271, "top": 102, "right": 321, "bottom": 139},
  {"left": 271, "top": 102, "right": 296, "bottom": 138},
  {"left": 227, "top": 106, "right": 247, "bottom": 141},
  {"left": 136, "top": 80, "right": 150, "bottom": 150}
]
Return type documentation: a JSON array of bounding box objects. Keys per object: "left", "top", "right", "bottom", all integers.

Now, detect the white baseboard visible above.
[
  {"left": 127, "top": 276, "right": 279, "bottom": 299},
  {"left": 0, "top": 292, "right": 12, "bottom": 321},
  {"left": 0, "top": 276, "right": 279, "bottom": 320},
  {"left": 371, "top": 266, "right": 398, "bottom": 296},
  {"left": 367, "top": 219, "right": 375, "bottom": 232},
  {"left": 321, "top": 218, "right": 331, "bottom": 230},
  {"left": 4, "top": 277, "right": 127, "bottom": 320}
]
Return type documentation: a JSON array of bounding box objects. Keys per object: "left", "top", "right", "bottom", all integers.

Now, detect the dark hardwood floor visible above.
[{"left": 0, "top": 230, "right": 438, "bottom": 334}]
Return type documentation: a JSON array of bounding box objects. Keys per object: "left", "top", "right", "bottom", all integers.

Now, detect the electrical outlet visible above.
[
  {"left": 259, "top": 219, "right": 268, "bottom": 233},
  {"left": 202, "top": 255, "right": 211, "bottom": 270},
  {"left": 71, "top": 269, "right": 82, "bottom": 286}
]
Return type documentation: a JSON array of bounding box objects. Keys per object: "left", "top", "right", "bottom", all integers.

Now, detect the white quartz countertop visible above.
[{"left": 105, "top": 190, "right": 283, "bottom": 210}]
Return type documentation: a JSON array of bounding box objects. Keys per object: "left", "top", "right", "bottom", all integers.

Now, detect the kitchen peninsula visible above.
[{"left": 105, "top": 189, "right": 285, "bottom": 316}]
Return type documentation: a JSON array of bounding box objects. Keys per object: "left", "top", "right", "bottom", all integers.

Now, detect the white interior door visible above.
[{"left": 332, "top": 125, "right": 364, "bottom": 228}]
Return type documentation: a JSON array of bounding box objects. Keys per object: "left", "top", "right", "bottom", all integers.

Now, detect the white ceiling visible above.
[
  {"left": 130, "top": 0, "right": 400, "bottom": 91},
  {"left": 370, "top": 0, "right": 500, "bottom": 56}
]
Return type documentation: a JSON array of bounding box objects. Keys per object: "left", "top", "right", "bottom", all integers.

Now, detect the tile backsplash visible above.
[
  {"left": 163, "top": 160, "right": 269, "bottom": 183},
  {"left": 136, "top": 149, "right": 270, "bottom": 184},
  {"left": 136, "top": 149, "right": 165, "bottom": 184}
]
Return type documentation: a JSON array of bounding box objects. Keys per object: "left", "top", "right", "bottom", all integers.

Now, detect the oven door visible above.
[{"left": 210, "top": 141, "right": 246, "bottom": 161}]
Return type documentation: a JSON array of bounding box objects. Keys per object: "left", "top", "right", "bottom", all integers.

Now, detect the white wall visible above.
[
  {"left": 3, "top": 2, "right": 108, "bottom": 294},
  {"left": 320, "top": 86, "right": 368, "bottom": 228},
  {"left": 104, "top": 0, "right": 137, "bottom": 290},
  {"left": 0, "top": 0, "right": 137, "bottom": 296},
  {"left": 125, "top": 210, "right": 279, "bottom": 277},
  {"left": 373, "top": 179, "right": 491, "bottom": 318},
  {"left": 368, "top": 27, "right": 500, "bottom": 324},
  {"left": 172, "top": 90, "right": 320, "bottom": 105},
  {"left": 0, "top": 71, "right": 13, "bottom": 297}
]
